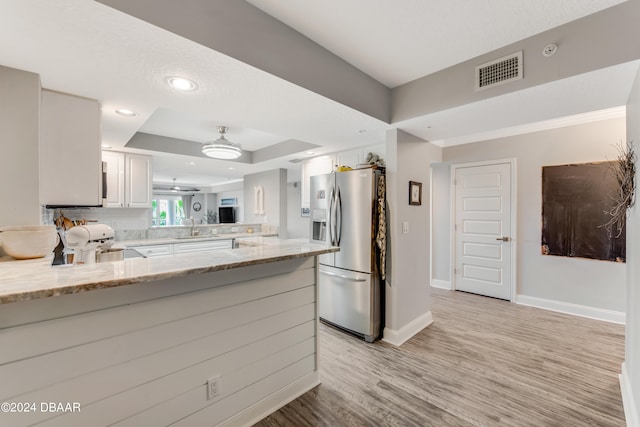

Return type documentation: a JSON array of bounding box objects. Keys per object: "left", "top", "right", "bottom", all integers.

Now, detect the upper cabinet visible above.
[
  {"left": 102, "top": 151, "right": 152, "bottom": 208},
  {"left": 40, "top": 90, "right": 103, "bottom": 206},
  {"left": 102, "top": 150, "right": 125, "bottom": 208},
  {"left": 126, "top": 153, "right": 153, "bottom": 208}
]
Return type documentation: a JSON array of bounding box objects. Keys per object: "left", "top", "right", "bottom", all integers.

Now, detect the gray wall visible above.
[
  {"left": 440, "top": 117, "right": 626, "bottom": 312},
  {"left": 0, "top": 65, "right": 41, "bottom": 227},
  {"left": 386, "top": 129, "right": 442, "bottom": 332},
  {"left": 431, "top": 163, "right": 451, "bottom": 284},
  {"left": 624, "top": 65, "right": 640, "bottom": 421},
  {"left": 243, "top": 169, "right": 287, "bottom": 237}
]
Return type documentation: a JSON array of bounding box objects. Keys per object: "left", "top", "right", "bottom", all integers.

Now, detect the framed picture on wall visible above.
[{"left": 409, "top": 181, "right": 422, "bottom": 206}]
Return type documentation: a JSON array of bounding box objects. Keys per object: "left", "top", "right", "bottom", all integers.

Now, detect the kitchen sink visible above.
[{"left": 175, "top": 235, "right": 211, "bottom": 240}]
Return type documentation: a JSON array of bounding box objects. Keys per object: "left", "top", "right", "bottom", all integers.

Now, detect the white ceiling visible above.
[
  {"left": 248, "top": 0, "right": 627, "bottom": 88},
  {"left": 0, "top": 0, "right": 634, "bottom": 187}
]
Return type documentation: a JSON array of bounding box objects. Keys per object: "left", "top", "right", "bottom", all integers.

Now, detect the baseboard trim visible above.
[
  {"left": 620, "top": 362, "right": 640, "bottom": 427},
  {"left": 220, "top": 371, "right": 319, "bottom": 427},
  {"left": 516, "top": 295, "right": 625, "bottom": 324},
  {"left": 431, "top": 279, "right": 451, "bottom": 290},
  {"left": 382, "top": 311, "right": 433, "bottom": 347}
]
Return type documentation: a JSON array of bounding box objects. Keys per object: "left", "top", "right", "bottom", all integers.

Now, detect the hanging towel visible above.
[{"left": 376, "top": 175, "right": 386, "bottom": 280}]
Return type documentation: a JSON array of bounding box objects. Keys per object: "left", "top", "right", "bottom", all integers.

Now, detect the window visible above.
[{"left": 152, "top": 196, "right": 186, "bottom": 226}]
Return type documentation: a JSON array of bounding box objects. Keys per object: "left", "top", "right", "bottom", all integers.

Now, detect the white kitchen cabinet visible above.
[
  {"left": 102, "top": 150, "right": 125, "bottom": 208},
  {"left": 336, "top": 144, "right": 386, "bottom": 169},
  {"left": 40, "top": 90, "right": 103, "bottom": 206},
  {"left": 173, "top": 239, "right": 232, "bottom": 254},
  {"left": 102, "top": 151, "right": 152, "bottom": 208},
  {"left": 129, "top": 244, "right": 173, "bottom": 258},
  {"left": 126, "top": 153, "right": 153, "bottom": 208}
]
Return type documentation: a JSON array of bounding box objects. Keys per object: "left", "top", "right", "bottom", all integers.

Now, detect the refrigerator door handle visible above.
[
  {"left": 328, "top": 188, "right": 336, "bottom": 245},
  {"left": 320, "top": 270, "right": 367, "bottom": 282},
  {"left": 336, "top": 188, "right": 342, "bottom": 246}
]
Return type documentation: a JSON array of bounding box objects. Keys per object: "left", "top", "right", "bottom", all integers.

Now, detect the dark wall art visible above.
[{"left": 541, "top": 161, "right": 625, "bottom": 262}]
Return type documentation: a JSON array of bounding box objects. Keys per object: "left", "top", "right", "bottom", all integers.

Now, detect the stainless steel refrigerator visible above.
[{"left": 310, "top": 168, "right": 383, "bottom": 342}]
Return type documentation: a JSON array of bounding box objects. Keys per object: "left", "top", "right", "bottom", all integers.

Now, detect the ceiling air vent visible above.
[{"left": 475, "top": 51, "right": 523, "bottom": 91}]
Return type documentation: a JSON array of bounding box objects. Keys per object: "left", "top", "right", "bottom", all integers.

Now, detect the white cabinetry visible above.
[
  {"left": 40, "top": 90, "right": 102, "bottom": 206},
  {"left": 129, "top": 244, "right": 173, "bottom": 258},
  {"left": 102, "top": 151, "right": 152, "bottom": 208},
  {"left": 174, "top": 240, "right": 232, "bottom": 254},
  {"left": 126, "top": 153, "right": 153, "bottom": 208},
  {"left": 128, "top": 239, "right": 233, "bottom": 257},
  {"left": 336, "top": 144, "right": 386, "bottom": 169},
  {"left": 102, "top": 150, "right": 125, "bottom": 208}
]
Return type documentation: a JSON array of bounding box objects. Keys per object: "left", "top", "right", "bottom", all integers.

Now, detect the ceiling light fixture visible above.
[
  {"left": 115, "top": 108, "right": 136, "bottom": 117},
  {"left": 166, "top": 76, "right": 198, "bottom": 91},
  {"left": 202, "top": 126, "right": 242, "bottom": 160}
]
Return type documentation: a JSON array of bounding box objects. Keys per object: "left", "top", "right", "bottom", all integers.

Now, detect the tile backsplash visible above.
[{"left": 43, "top": 207, "right": 276, "bottom": 241}]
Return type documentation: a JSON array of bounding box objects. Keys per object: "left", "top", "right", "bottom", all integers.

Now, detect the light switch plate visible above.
[{"left": 402, "top": 221, "right": 409, "bottom": 234}]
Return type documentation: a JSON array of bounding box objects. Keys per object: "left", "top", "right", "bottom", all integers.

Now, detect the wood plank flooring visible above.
[{"left": 255, "top": 288, "right": 626, "bottom": 426}]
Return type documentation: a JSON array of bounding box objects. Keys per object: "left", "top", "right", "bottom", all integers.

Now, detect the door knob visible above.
[{"left": 496, "top": 237, "right": 510, "bottom": 242}]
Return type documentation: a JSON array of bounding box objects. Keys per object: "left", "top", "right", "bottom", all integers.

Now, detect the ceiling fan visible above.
[{"left": 153, "top": 178, "right": 200, "bottom": 193}]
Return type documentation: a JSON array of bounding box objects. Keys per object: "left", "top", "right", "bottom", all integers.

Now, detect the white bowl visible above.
[{"left": 0, "top": 225, "right": 59, "bottom": 260}]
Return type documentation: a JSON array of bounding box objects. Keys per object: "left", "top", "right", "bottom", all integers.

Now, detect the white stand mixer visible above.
[{"left": 65, "top": 224, "right": 115, "bottom": 264}]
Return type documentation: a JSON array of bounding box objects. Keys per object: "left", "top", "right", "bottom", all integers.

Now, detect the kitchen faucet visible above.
[{"left": 188, "top": 217, "right": 199, "bottom": 237}]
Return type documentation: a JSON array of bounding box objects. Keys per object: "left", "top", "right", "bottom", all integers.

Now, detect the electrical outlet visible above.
[
  {"left": 207, "top": 375, "right": 221, "bottom": 400},
  {"left": 402, "top": 221, "right": 409, "bottom": 234},
  {"left": 211, "top": 228, "right": 218, "bottom": 235},
  {"left": 231, "top": 226, "right": 239, "bottom": 232}
]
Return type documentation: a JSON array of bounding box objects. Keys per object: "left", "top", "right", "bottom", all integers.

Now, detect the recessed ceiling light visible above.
[
  {"left": 305, "top": 151, "right": 315, "bottom": 155},
  {"left": 101, "top": 144, "right": 111, "bottom": 149},
  {"left": 115, "top": 108, "right": 136, "bottom": 117},
  {"left": 185, "top": 161, "right": 197, "bottom": 166},
  {"left": 166, "top": 76, "right": 198, "bottom": 91},
  {"left": 228, "top": 166, "right": 235, "bottom": 170}
]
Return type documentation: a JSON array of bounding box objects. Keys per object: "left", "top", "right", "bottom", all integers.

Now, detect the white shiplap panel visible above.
[
  {"left": 12, "top": 315, "right": 315, "bottom": 427},
  {"left": 0, "top": 286, "right": 315, "bottom": 399},
  {"left": 173, "top": 355, "right": 316, "bottom": 427},
  {"left": 0, "top": 257, "right": 315, "bottom": 329},
  {"left": 39, "top": 336, "right": 316, "bottom": 427},
  {"left": 0, "top": 266, "right": 314, "bottom": 365}
]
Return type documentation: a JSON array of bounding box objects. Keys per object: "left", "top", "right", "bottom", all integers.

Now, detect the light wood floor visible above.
[{"left": 255, "top": 288, "right": 626, "bottom": 426}]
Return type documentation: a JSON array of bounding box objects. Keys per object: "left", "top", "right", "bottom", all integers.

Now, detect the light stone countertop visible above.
[
  {"left": 0, "top": 238, "right": 337, "bottom": 304},
  {"left": 112, "top": 232, "right": 278, "bottom": 248}
]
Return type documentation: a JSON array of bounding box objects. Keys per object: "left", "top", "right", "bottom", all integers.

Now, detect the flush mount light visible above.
[
  {"left": 115, "top": 108, "right": 136, "bottom": 117},
  {"left": 166, "top": 76, "right": 198, "bottom": 91},
  {"left": 305, "top": 151, "right": 316, "bottom": 155},
  {"left": 202, "top": 126, "right": 242, "bottom": 160}
]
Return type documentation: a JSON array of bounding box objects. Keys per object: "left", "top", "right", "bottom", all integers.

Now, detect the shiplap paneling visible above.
[
  {"left": 0, "top": 265, "right": 314, "bottom": 364},
  {"left": 0, "top": 258, "right": 318, "bottom": 427}
]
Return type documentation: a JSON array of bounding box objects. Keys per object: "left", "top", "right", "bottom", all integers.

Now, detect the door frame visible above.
[{"left": 450, "top": 158, "right": 518, "bottom": 302}]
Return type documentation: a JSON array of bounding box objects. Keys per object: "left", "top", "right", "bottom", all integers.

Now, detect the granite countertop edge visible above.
[{"left": 0, "top": 239, "right": 337, "bottom": 305}]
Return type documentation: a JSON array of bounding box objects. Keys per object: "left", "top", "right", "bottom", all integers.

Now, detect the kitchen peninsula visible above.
[{"left": 0, "top": 238, "right": 337, "bottom": 427}]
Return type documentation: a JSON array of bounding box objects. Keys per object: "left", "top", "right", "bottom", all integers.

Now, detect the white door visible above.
[{"left": 454, "top": 162, "right": 513, "bottom": 300}]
